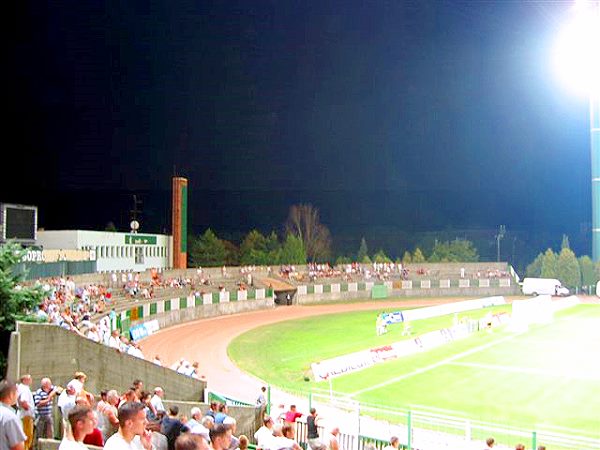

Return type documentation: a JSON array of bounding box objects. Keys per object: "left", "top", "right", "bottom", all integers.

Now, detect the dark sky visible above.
[{"left": 4, "top": 1, "right": 593, "bottom": 260}]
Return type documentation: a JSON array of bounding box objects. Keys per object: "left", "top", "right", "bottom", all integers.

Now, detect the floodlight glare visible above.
[{"left": 553, "top": 1, "right": 600, "bottom": 97}]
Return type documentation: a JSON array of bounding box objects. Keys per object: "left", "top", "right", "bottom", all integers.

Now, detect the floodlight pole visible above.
[{"left": 591, "top": 92, "right": 600, "bottom": 261}]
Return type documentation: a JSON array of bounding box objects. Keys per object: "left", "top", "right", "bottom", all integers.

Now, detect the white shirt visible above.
[
  {"left": 57, "top": 392, "right": 77, "bottom": 418},
  {"left": 58, "top": 439, "right": 89, "bottom": 450},
  {"left": 254, "top": 427, "right": 273, "bottom": 448},
  {"left": 17, "top": 383, "right": 35, "bottom": 418},
  {"left": 150, "top": 395, "right": 165, "bottom": 412},
  {"left": 104, "top": 432, "right": 146, "bottom": 450}
]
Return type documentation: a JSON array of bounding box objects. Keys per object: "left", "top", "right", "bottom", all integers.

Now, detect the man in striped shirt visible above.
[{"left": 33, "top": 378, "right": 59, "bottom": 440}]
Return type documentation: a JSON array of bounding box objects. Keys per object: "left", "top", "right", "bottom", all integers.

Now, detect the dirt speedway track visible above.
[{"left": 141, "top": 297, "right": 503, "bottom": 402}]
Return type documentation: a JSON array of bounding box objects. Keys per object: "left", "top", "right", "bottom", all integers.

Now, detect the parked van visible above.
[{"left": 521, "top": 277, "right": 569, "bottom": 296}]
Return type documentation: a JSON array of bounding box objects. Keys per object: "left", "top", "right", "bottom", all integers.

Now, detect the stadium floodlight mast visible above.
[{"left": 553, "top": 0, "right": 600, "bottom": 260}]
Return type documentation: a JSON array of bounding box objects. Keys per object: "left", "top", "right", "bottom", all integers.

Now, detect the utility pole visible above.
[
  {"left": 130, "top": 195, "right": 143, "bottom": 233},
  {"left": 495, "top": 225, "right": 506, "bottom": 262}
]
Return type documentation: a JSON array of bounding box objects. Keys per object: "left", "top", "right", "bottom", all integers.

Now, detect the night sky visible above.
[{"left": 4, "top": 1, "right": 593, "bottom": 263}]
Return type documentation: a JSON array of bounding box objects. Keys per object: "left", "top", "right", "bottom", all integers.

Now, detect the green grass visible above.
[{"left": 229, "top": 302, "right": 600, "bottom": 438}]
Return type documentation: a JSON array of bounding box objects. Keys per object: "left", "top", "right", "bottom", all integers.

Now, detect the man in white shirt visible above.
[
  {"left": 59, "top": 405, "right": 96, "bottom": 450},
  {"left": 1, "top": 379, "right": 27, "bottom": 450},
  {"left": 16, "top": 375, "right": 35, "bottom": 450},
  {"left": 58, "top": 383, "right": 78, "bottom": 422},
  {"left": 150, "top": 388, "right": 165, "bottom": 413},
  {"left": 253, "top": 417, "right": 274, "bottom": 449},
  {"left": 104, "top": 402, "right": 154, "bottom": 450}
]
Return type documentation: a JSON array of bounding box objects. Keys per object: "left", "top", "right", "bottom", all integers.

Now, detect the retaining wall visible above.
[
  {"left": 296, "top": 284, "right": 518, "bottom": 305},
  {"left": 8, "top": 322, "right": 205, "bottom": 402}
]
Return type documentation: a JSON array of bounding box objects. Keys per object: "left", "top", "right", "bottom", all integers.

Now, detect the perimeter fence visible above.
[{"left": 231, "top": 386, "right": 599, "bottom": 450}]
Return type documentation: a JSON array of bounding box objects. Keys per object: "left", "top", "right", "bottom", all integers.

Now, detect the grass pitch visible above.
[{"left": 228, "top": 302, "right": 600, "bottom": 437}]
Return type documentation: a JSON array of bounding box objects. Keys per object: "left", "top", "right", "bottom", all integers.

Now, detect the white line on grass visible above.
[
  {"left": 349, "top": 332, "right": 523, "bottom": 396},
  {"left": 448, "top": 361, "right": 600, "bottom": 381}
]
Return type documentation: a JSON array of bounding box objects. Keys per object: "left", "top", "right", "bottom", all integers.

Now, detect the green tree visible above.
[
  {"left": 240, "top": 230, "right": 268, "bottom": 265},
  {"left": 279, "top": 234, "right": 307, "bottom": 264},
  {"left": 413, "top": 248, "right": 426, "bottom": 263},
  {"left": 336, "top": 256, "right": 352, "bottom": 265},
  {"left": 429, "top": 239, "right": 479, "bottom": 262},
  {"left": 540, "top": 248, "right": 558, "bottom": 279},
  {"left": 189, "top": 229, "right": 227, "bottom": 267},
  {"left": 0, "top": 242, "right": 45, "bottom": 331},
  {"left": 264, "top": 231, "right": 282, "bottom": 264},
  {"left": 402, "top": 251, "right": 412, "bottom": 264},
  {"left": 357, "top": 238, "right": 369, "bottom": 262},
  {"left": 525, "top": 253, "right": 544, "bottom": 278},
  {"left": 104, "top": 222, "right": 117, "bottom": 232},
  {"left": 373, "top": 250, "right": 392, "bottom": 263},
  {"left": 578, "top": 256, "right": 596, "bottom": 287},
  {"left": 285, "top": 204, "right": 332, "bottom": 261},
  {"left": 222, "top": 239, "right": 240, "bottom": 266},
  {"left": 362, "top": 255, "right": 372, "bottom": 264},
  {"left": 556, "top": 247, "right": 580, "bottom": 289}
]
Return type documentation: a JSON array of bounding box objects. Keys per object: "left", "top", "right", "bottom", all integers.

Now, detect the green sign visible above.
[{"left": 125, "top": 234, "right": 157, "bottom": 245}]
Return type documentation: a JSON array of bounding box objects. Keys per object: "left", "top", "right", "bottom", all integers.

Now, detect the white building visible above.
[{"left": 36, "top": 230, "right": 172, "bottom": 272}]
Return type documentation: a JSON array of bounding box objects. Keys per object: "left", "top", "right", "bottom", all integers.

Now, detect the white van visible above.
[{"left": 521, "top": 278, "right": 569, "bottom": 296}]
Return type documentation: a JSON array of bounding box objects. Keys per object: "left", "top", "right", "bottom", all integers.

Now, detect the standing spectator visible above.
[
  {"left": 1, "top": 379, "right": 27, "bottom": 450},
  {"left": 160, "top": 405, "right": 189, "bottom": 450},
  {"left": 185, "top": 407, "right": 202, "bottom": 430},
  {"left": 189, "top": 416, "right": 212, "bottom": 444},
  {"left": 484, "top": 437, "right": 495, "bottom": 449},
  {"left": 16, "top": 375, "right": 35, "bottom": 450},
  {"left": 98, "top": 390, "right": 120, "bottom": 441},
  {"left": 284, "top": 405, "right": 302, "bottom": 426},
  {"left": 205, "top": 402, "right": 218, "bottom": 421},
  {"left": 209, "top": 424, "right": 232, "bottom": 450},
  {"left": 59, "top": 405, "right": 96, "bottom": 450},
  {"left": 104, "top": 402, "right": 153, "bottom": 450},
  {"left": 237, "top": 435, "right": 248, "bottom": 450},
  {"left": 306, "top": 408, "right": 325, "bottom": 450},
  {"left": 140, "top": 392, "right": 158, "bottom": 423},
  {"left": 515, "top": 445, "right": 525, "bottom": 450},
  {"left": 150, "top": 388, "right": 166, "bottom": 414},
  {"left": 276, "top": 424, "right": 301, "bottom": 450},
  {"left": 175, "top": 434, "right": 209, "bottom": 450},
  {"left": 382, "top": 437, "right": 399, "bottom": 450},
  {"left": 34, "top": 378, "right": 59, "bottom": 440},
  {"left": 255, "top": 387, "right": 267, "bottom": 411},
  {"left": 326, "top": 427, "right": 340, "bottom": 450},
  {"left": 132, "top": 380, "right": 144, "bottom": 400},
  {"left": 253, "top": 417, "right": 274, "bottom": 449},
  {"left": 214, "top": 404, "right": 229, "bottom": 424},
  {"left": 58, "top": 382, "right": 78, "bottom": 419},
  {"left": 537, "top": 446, "right": 546, "bottom": 450}
]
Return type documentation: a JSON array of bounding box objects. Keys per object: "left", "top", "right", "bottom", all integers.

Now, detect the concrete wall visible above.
[
  {"left": 141, "top": 297, "right": 275, "bottom": 330},
  {"left": 297, "top": 286, "right": 519, "bottom": 305},
  {"left": 10, "top": 322, "right": 205, "bottom": 402}
]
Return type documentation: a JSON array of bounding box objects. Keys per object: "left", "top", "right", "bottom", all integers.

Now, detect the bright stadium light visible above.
[
  {"left": 553, "top": 1, "right": 600, "bottom": 97},
  {"left": 553, "top": 0, "right": 600, "bottom": 260}
]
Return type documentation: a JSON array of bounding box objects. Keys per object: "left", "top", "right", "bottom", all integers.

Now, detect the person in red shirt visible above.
[{"left": 284, "top": 405, "right": 302, "bottom": 425}]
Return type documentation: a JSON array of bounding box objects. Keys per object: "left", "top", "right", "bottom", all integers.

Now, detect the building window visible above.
[{"left": 135, "top": 247, "right": 144, "bottom": 265}]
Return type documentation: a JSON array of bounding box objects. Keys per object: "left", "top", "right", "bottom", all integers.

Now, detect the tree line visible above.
[
  {"left": 525, "top": 235, "right": 600, "bottom": 289},
  {"left": 188, "top": 203, "right": 481, "bottom": 267}
]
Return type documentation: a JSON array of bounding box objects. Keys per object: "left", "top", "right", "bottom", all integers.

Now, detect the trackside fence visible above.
[{"left": 250, "top": 388, "right": 600, "bottom": 450}]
